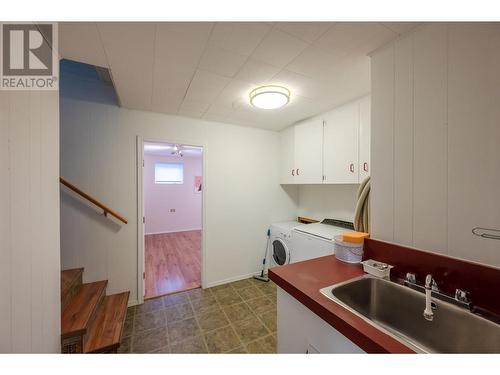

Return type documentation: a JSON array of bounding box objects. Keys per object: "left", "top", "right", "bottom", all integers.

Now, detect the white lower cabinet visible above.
[{"left": 277, "top": 287, "right": 364, "bottom": 353}]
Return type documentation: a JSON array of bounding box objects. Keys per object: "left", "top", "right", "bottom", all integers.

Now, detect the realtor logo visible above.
[{"left": 1, "top": 22, "right": 58, "bottom": 90}]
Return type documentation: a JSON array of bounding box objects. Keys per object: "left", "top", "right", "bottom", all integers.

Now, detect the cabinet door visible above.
[
  {"left": 359, "top": 96, "right": 371, "bottom": 181},
  {"left": 323, "top": 102, "right": 359, "bottom": 184},
  {"left": 294, "top": 119, "right": 324, "bottom": 184},
  {"left": 279, "top": 126, "right": 296, "bottom": 184}
]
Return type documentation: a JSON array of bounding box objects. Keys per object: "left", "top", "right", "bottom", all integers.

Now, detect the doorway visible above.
[{"left": 140, "top": 140, "right": 203, "bottom": 300}]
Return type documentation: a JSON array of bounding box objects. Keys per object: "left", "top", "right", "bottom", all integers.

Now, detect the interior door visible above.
[
  {"left": 136, "top": 136, "right": 146, "bottom": 302},
  {"left": 323, "top": 102, "right": 359, "bottom": 184},
  {"left": 294, "top": 119, "right": 323, "bottom": 184}
]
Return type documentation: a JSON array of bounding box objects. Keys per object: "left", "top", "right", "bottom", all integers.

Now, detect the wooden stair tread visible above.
[
  {"left": 61, "top": 268, "right": 83, "bottom": 298},
  {"left": 61, "top": 280, "right": 108, "bottom": 338},
  {"left": 84, "top": 292, "right": 130, "bottom": 353}
]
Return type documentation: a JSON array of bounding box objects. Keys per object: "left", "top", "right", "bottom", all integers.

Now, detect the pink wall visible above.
[{"left": 144, "top": 153, "right": 202, "bottom": 234}]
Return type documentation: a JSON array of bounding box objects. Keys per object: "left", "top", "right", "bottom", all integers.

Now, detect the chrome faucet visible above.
[{"left": 423, "top": 274, "right": 438, "bottom": 321}]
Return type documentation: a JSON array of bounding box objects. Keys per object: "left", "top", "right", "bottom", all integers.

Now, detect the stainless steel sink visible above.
[{"left": 320, "top": 275, "right": 500, "bottom": 353}]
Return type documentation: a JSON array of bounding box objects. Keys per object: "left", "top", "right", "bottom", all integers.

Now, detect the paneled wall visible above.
[
  {"left": 0, "top": 91, "right": 60, "bottom": 352},
  {"left": 370, "top": 23, "right": 500, "bottom": 267}
]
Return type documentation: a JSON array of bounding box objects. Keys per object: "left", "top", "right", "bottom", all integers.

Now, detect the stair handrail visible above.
[{"left": 60, "top": 177, "right": 128, "bottom": 224}]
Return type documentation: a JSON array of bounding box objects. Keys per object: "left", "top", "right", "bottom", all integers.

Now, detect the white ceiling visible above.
[{"left": 59, "top": 22, "right": 420, "bottom": 131}]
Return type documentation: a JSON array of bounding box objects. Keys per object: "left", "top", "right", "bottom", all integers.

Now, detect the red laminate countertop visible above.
[{"left": 269, "top": 255, "right": 415, "bottom": 353}]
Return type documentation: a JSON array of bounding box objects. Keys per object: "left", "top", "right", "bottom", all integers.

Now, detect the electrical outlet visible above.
[{"left": 170, "top": 208, "right": 176, "bottom": 213}]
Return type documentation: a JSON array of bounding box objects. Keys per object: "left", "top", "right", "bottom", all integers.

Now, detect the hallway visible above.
[{"left": 145, "top": 230, "right": 201, "bottom": 299}]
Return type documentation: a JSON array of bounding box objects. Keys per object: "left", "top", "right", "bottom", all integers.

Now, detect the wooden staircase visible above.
[{"left": 61, "top": 268, "right": 129, "bottom": 353}]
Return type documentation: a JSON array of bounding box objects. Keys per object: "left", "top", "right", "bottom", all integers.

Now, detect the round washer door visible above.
[{"left": 271, "top": 238, "right": 290, "bottom": 266}]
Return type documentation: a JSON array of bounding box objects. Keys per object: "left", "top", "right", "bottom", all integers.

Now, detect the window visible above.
[{"left": 155, "top": 163, "right": 183, "bottom": 184}]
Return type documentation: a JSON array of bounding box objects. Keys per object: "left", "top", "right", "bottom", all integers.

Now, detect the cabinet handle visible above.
[
  {"left": 296, "top": 168, "right": 300, "bottom": 176},
  {"left": 349, "top": 163, "right": 355, "bottom": 173},
  {"left": 292, "top": 169, "right": 295, "bottom": 176},
  {"left": 363, "top": 162, "right": 368, "bottom": 172}
]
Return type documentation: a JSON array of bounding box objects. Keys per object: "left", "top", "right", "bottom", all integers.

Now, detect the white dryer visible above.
[
  {"left": 268, "top": 221, "right": 298, "bottom": 267},
  {"left": 290, "top": 220, "right": 354, "bottom": 263}
]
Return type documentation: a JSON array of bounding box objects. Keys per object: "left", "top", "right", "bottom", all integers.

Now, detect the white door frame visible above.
[{"left": 136, "top": 136, "right": 207, "bottom": 304}]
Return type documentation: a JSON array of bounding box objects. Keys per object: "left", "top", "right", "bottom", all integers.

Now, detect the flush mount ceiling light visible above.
[{"left": 249, "top": 85, "right": 290, "bottom": 110}]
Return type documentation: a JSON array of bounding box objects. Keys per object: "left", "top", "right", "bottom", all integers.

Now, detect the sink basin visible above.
[{"left": 320, "top": 275, "right": 500, "bottom": 353}]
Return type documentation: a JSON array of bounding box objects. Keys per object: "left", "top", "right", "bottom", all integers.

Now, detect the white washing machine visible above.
[
  {"left": 268, "top": 221, "right": 298, "bottom": 268},
  {"left": 290, "top": 220, "right": 354, "bottom": 263}
]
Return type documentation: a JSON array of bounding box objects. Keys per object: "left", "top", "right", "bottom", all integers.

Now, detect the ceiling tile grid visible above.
[{"left": 60, "top": 22, "right": 419, "bottom": 131}]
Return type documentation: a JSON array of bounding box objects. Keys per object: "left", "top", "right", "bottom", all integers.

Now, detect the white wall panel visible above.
[
  {"left": 370, "top": 44, "right": 395, "bottom": 241},
  {"left": 447, "top": 23, "right": 500, "bottom": 265},
  {"left": 371, "top": 23, "right": 500, "bottom": 267},
  {"left": 0, "top": 91, "right": 60, "bottom": 353},
  {"left": 393, "top": 35, "right": 414, "bottom": 246},
  {"left": 412, "top": 23, "right": 448, "bottom": 253}
]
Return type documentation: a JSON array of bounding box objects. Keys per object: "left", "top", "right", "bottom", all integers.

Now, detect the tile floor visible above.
[{"left": 119, "top": 277, "right": 277, "bottom": 354}]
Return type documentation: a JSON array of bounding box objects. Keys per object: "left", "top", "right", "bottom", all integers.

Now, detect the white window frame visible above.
[{"left": 154, "top": 162, "right": 184, "bottom": 184}]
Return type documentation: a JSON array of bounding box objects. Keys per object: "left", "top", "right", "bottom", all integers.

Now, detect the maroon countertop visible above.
[{"left": 269, "top": 255, "right": 415, "bottom": 353}]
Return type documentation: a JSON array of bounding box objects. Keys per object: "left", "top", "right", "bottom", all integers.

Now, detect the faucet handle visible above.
[
  {"left": 455, "top": 289, "right": 471, "bottom": 304},
  {"left": 405, "top": 272, "right": 416, "bottom": 284}
]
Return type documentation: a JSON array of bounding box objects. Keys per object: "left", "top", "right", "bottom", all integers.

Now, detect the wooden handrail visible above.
[{"left": 59, "top": 177, "right": 128, "bottom": 224}]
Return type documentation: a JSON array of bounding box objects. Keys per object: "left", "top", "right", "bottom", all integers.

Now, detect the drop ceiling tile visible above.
[
  {"left": 198, "top": 43, "right": 248, "bottom": 78},
  {"left": 210, "top": 22, "right": 271, "bottom": 55},
  {"left": 155, "top": 22, "right": 213, "bottom": 67},
  {"left": 179, "top": 100, "right": 210, "bottom": 114},
  {"left": 234, "top": 58, "right": 281, "bottom": 85},
  {"left": 184, "top": 70, "right": 230, "bottom": 103},
  {"left": 322, "top": 56, "right": 371, "bottom": 105},
  {"left": 274, "top": 22, "right": 334, "bottom": 43},
  {"left": 251, "top": 29, "right": 308, "bottom": 68},
  {"left": 151, "top": 64, "right": 195, "bottom": 114},
  {"left": 97, "top": 22, "right": 156, "bottom": 110},
  {"left": 286, "top": 45, "right": 346, "bottom": 80},
  {"left": 315, "top": 22, "right": 397, "bottom": 56},
  {"left": 59, "top": 23, "right": 108, "bottom": 67},
  {"left": 382, "top": 22, "right": 421, "bottom": 35},
  {"left": 212, "top": 80, "right": 255, "bottom": 111},
  {"left": 178, "top": 108, "right": 204, "bottom": 118},
  {"left": 270, "top": 69, "right": 330, "bottom": 100}
]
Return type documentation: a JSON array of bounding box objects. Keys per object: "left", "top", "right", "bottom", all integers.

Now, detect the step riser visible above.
[{"left": 61, "top": 269, "right": 83, "bottom": 310}]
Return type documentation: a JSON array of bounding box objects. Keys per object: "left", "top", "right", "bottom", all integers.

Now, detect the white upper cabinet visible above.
[
  {"left": 323, "top": 102, "right": 359, "bottom": 184},
  {"left": 294, "top": 119, "right": 324, "bottom": 184},
  {"left": 280, "top": 125, "right": 296, "bottom": 184},
  {"left": 358, "top": 96, "right": 371, "bottom": 181},
  {"left": 279, "top": 96, "right": 370, "bottom": 185}
]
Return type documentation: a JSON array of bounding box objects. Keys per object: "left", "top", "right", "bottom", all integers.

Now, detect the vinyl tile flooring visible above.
[{"left": 120, "top": 277, "right": 277, "bottom": 354}]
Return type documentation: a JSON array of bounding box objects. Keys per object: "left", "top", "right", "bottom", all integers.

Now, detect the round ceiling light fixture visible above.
[{"left": 249, "top": 85, "right": 290, "bottom": 110}]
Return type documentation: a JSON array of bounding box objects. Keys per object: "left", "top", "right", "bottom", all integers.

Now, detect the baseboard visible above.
[
  {"left": 128, "top": 299, "right": 139, "bottom": 307},
  {"left": 205, "top": 272, "right": 261, "bottom": 288},
  {"left": 145, "top": 228, "right": 202, "bottom": 236}
]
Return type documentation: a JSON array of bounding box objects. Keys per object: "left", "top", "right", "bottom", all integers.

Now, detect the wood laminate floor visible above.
[{"left": 145, "top": 231, "right": 201, "bottom": 299}]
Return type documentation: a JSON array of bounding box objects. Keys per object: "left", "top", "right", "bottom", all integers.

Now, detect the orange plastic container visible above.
[{"left": 342, "top": 231, "right": 370, "bottom": 244}]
